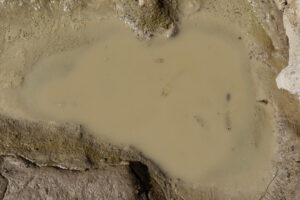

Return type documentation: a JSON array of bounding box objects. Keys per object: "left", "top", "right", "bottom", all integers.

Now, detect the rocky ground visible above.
[
  {"left": 0, "top": 156, "right": 139, "bottom": 200},
  {"left": 0, "top": 0, "right": 299, "bottom": 199}
]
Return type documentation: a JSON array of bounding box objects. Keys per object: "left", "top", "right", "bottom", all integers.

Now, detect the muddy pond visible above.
[{"left": 15, "top": 13, "right": 275, "bottom": 187}]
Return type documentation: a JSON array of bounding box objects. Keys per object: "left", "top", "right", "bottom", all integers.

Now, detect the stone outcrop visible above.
[
  {"left": 0, "top": 156, "right": 139, "bottom": 200},
  {"left": 113, "top": 0, "right": 177, "bottom": 38},
  {"left": 276, "top": 0, "right": 300, "bottom": 99}
]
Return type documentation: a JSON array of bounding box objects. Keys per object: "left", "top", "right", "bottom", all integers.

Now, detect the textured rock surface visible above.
[
  {"left": 276, "top": 0, "right": 300, "bottom": 99},
  {"left": 247, "top": 0, "right": 288, "bottom": 59},
  {"left": 113, "top": 0, "right": 177, "bottom": 38},
  {"left": 0, "top": 156, "right": 139, "bottom": 200}
]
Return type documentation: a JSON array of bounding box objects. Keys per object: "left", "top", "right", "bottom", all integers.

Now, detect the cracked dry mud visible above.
[{"left": 0, "top": 0, "right": 299, "bottom": 200}]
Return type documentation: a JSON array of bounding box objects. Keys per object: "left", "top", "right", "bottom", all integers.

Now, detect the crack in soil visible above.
[{"left": 0, "top": 171, "right": 8, "bottom": 200}]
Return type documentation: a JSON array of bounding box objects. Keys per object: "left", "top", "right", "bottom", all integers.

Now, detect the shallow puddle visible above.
[{"left": 19, "top": 15, "right": 274, "bottom": 185}]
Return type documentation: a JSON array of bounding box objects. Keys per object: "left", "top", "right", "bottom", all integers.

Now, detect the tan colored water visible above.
[{"left": 20, "top": 16, "right": 274, "bottom": 185}]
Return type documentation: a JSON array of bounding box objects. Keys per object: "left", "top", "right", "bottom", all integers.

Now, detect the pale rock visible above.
[{"left": 276, "top": 0, "right": 300, "bottom": 99}]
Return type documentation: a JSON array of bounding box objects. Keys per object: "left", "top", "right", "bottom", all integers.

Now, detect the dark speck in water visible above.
[
  {"left": 155, "top": 58, "right": 165, "bottom": 64},
  {"left": 257, "top": 99, "right": 268, "bottom": 105},
  {"left": 193, "top": 115, "right": 205, "bottom": 127},
  {"left": 161, "top": 88, "right": 169, "bottom": 97},
  {"left": 225, "top": 111, "right": 232, "bottom": 131},
  {"left": 226, "top": 93, "right": 231, "bottom": 102}
]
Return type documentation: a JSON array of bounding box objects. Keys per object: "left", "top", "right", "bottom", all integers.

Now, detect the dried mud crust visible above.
[{"left": 0, "top": 0, "right": 299, "bottom": 200}]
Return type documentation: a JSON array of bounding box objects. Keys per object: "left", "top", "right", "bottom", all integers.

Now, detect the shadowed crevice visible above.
[
  {"left": 0, "top": 159, "right": 8, "bottom": 200},
  {"left": 129, "top": 161, "right": 152, "bottom": 200}
]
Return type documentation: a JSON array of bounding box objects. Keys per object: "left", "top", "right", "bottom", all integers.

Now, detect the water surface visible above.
[{"left": 20, "top": 16, "right": 274, "bottom": 185}]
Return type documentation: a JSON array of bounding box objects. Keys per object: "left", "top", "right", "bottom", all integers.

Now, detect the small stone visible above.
[{"left": 138, "top": 0, "right": 145, "bottom": 7}]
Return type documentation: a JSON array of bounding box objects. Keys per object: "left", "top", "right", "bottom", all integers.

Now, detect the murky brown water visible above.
[{"left": 19, "top": 15, "right": 274, "bottom": 185}]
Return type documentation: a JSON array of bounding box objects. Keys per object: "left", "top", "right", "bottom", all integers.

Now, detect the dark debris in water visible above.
[
  {"left": 226, "top": 93, "right": 231, "bottom": 102},
  {"left": 155, "top": 58, "right": 165, "bottom": 64},
  {"left": 225, "top": 111, "right": 232, "bottom": 131},
  {"left": 193, "top": 115, "right": 205, "bottom": 127},
  {"left": 257, "top": 99, "right": 269, "bottom": 105}
]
